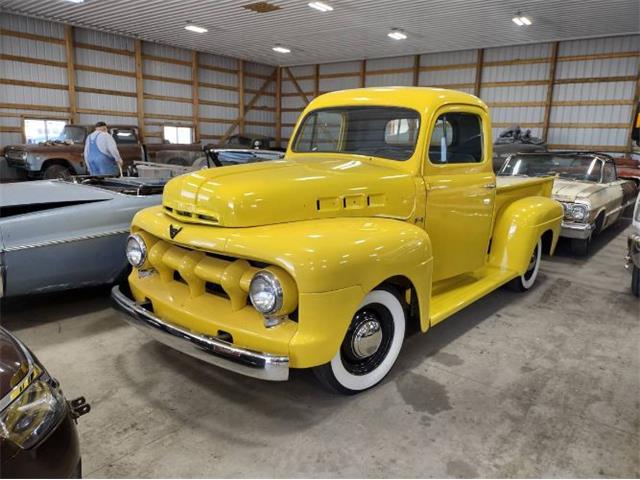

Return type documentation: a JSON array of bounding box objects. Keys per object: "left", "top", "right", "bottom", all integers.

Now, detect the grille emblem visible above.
[{"left": 169, "top": 224, "right": 183, "bottom": 239}]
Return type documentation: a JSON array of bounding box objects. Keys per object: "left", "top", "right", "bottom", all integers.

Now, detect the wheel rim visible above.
[{"left": 340, "top": 304, "right": 394, "bottom": 376}]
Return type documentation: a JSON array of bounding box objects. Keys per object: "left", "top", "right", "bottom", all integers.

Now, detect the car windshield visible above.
[
  {"left": 292, "top": 106, "right": 420, "bottom": 161},
  {"left": 56, "top": 125, "right": 87, "bottom": 144},
  {"left": 500, "top": 154, "right": 603, "bottom": 182}
]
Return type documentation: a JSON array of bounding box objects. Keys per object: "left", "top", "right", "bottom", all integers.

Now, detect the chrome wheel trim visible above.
[{"left": 351, "top": 317, "right": 383, "bottom": 359}]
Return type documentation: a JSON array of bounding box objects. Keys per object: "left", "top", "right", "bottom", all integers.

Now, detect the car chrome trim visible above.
[
  {"left": 0, "top": 327, "right": 40, "bottom": 412},
  {"left": 3, "top": 229, "right": 129, "bottom": 252},
  {"left": 110, "top": 285, "right": 290, "bottom": 381},
  {"left": 560, "top": 221, "right": 593, "bottom": 240}
]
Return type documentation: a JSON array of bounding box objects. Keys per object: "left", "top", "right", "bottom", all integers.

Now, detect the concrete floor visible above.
[{"left": 2, "top": 221, "right": 639, "bottom": 478}]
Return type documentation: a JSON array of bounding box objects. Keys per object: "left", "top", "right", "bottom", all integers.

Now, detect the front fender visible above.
[{"left": 489, "top": 196, "right": 563, "bottom": 275}]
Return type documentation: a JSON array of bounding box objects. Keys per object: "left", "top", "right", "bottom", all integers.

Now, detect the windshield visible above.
[
  {"left": 293, "top": 107, "right": 420, "bottom": 161},
  {"left": 500, "top": 154, "right": 603, "bottom": 182},
  {"left": 56, "top": 125, "right": 86, "bottom": 144}
]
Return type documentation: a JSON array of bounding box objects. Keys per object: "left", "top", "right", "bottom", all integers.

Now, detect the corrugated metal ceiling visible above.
[{"left": 0, "top": 0, "right": 638, "bottom": 65}]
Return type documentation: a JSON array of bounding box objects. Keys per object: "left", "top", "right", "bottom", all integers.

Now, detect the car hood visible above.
[
  {"left": 552, "top": 178, "right": 605, "bottom": 202},
  {"left": 0, "top": 180, "right": 114, "bottom": 209},
  {"left": 0, "top": 329, "right": 31, "bottom": 406},
  {"left": 162, "top": 156, "right": 417, "bottom": 227}
]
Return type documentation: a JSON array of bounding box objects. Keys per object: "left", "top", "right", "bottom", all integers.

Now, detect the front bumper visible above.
[
  {"left": 111, "top": 285, "right": 290, "bottom": 381},
  {"left": 5, "top": 156, "right": 27, "bottom": 169},
  {"left": 560, "top": 221, "right": 593, "bottom": 240}
]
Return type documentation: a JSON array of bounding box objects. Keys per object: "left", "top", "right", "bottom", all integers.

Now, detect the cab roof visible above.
[{"left": 307, "top": 87, "right": 487, "bottom": 113}]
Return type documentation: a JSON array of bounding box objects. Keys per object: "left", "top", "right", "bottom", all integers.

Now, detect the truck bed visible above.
[{"left": 495, "top": 175, "right": 555, "bottom": 214}]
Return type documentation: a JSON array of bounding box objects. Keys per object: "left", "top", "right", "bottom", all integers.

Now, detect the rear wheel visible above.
[
  {"left": 313, "top": 288, "right": 406, "bottom": 394},
  {"left": 42, "top": 163, "right": 72, "bottom": 179},
  {"left": 632, "top": 265, "right": 640, "bottom": 298},
  {"left": 508, "top": 238, "right": 542, "bottom": 292}
]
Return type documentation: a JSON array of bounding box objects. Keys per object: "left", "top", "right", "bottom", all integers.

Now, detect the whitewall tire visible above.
[
  {"left": 508, "top": 238, "right": 542, "bottom": 292},
  {"left": 313, "top": 288, "right": 406, "bottom": 394}
]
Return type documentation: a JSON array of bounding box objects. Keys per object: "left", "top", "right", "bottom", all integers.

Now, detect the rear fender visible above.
[{"left": 489, "top": 196, "right": 562, "bottom": 275}]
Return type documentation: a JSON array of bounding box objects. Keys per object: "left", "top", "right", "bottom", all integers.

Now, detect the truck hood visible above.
[
  {"left": 162, "top": 157, "right": 417, "bottom": 227},
  {"left": 4, "top": 143, "right": 82, "bottom": 153},
  {"left": 552, "top": 178, "right": 605, "bottom": 202}
]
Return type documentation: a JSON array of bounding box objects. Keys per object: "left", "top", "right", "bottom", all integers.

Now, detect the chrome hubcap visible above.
[{"left": 351, "top": 317, "right": 383, "bottom": 359}]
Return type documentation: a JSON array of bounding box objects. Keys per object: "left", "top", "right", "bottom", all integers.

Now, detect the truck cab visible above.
[{"left": 112, "top": 87, "right": 563, "bottom": 394}]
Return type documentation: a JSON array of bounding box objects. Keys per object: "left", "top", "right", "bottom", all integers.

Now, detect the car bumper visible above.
[
  {"left": 111, "top": 285, "right": 290, "bottom": 381},
  {"left": 560, "top": 221, "right": 593, "bottom": 240},
  {"left": 5, "top": 157, "right": 27, "bottom": 169}
]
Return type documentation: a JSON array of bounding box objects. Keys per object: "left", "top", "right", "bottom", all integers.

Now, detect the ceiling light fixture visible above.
[
  {"left": 512, "top": 13, "right": 532, "bottom": 26},
  {"left": 64, "top": 0, "right": 85, "bottom": 3},
  {"left": 184, "top": 24, "right": 208, "bottom": 33},
  {"left": 308, "top": 1, "right": 333, "bottom": 12},
  {"left": 388, "top": 29, "right": 407, "bottom": 40},
  {"left": 272, "top": 45, "right": 291, "bottom": 53}
]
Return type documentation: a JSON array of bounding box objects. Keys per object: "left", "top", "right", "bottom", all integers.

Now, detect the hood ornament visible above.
[{"left": 169, "top": 224, "right": 183, "bottom": 239}]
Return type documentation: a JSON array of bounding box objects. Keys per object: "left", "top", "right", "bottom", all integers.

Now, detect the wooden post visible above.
[
  {"left": 134, "top": 39, "right": 145, "bottom": 141},
  {"left": 473, "top": 48, "right": 484, "bottom": 97},
  {"left": 627, "top": 61, "right": 640, "bottom": 154},
  {"left": 276, "top": 66, "right": 282, "bottom": 148},
  {"left": 412, "top": 54, "right": 421, "bottom": 86},
  {"left": 284, "top": 67, "right": 310, "bottom": 105},
  {"left": 238, "top": 59, "right": 245, "bottom": 135},
  {"left": 191, "top": 51, "right": 200, "bottom": 143},
  {"left": 314, "top": 64, "right": 320, "bottom": 97},
  {"left": 360, "top": 59, "right": 367, "bottom": 88},
  {"left": 63, "top": 25, "right": 77, "bottom": 123},
  {"left": 542, "top": 41, "right": 559, "bottom": 143}
]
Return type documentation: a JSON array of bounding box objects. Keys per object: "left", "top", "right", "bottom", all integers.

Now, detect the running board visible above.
[{"left": 429, "top": 267, "right": 516, "bottom": 326}]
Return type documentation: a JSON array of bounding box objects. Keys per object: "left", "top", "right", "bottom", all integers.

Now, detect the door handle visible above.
[{"left": 483, "top": 183, "right": 496, "bottom": 189}]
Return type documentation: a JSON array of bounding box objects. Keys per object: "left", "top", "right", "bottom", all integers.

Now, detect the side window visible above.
[
  {"left": 602, "top": 162, "right": 616, "bottom": 183},
  {"left": 112, "top": 128, "right": 138, "bottom": 144},
  {"left": 295, "top": 111, "right": 344, "bottom": 152},
  {"left": 429, "top": 112, "right": 483, "bottom": 164}
]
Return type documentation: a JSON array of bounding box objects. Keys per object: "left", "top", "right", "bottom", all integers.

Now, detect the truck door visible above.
[{"left": 422, "top": 106, "right": 495, "bottom": 282}]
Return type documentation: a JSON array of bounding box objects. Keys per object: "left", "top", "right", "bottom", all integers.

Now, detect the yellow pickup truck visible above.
[{"left": 112, "top": 87, "right": 563, "bottom": 394}]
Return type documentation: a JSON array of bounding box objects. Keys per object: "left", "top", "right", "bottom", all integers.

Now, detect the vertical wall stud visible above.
[
  {"left": 276, "top": 66, "right": 282, "bottom": 148},
  {"left": 314, "top": 64, "right": 320, "bottom": 97},
  {"left": 191, "top": 51, "right": 200, "bottom": 143},
  {"left": 473, "top": 48, "right": 484, "bottom": 97},
  {"left": 360, "top": 59, "right": 367, "bottom": 88},
  {"left": 238, "top": 59, "right": 245, "bottom": 135},
  {"left": 627, "top": 62, "right": 640, "bottom": 154},
  {"left": 413, "top": 54, "right": 421, "bottom": 86},
  {"left": 542, "top": 41, "right": 559, "bottom": 143},
  {"left": 63, "top": 25, "right": 77, "bottom": 123},
  {"left": 134, "top": 39, "right": 145, "bottom": 141}
]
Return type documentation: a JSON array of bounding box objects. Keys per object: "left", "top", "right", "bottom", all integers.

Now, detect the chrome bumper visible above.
[
  {"left": 110, "top": 285, "right": 289, "bottom": 381},
  {"left": 560, "top": 221, "right": 593, "bottom": 240}
]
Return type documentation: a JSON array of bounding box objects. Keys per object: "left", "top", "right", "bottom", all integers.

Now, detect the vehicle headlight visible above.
[
  {"left": 126, "top": 234, "right": 147, "bottom": 268},
  {"left": 562, "top": 203, "right": 589, "bottom": 222},
  {"left": 249, "top": 271, "right": 283, "bottom": 316},
  {"left": 0, "top": 373, "right": 66, "bottom": 450}
]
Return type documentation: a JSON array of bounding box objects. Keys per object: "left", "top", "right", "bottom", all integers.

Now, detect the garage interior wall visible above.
[
  {"left": 281, "top": 35, "right": 640, "bottom": 155},
  {"left": 1, "top": 13, "right": 638, "bottom": 155},
  {"left": 0, "top": 13, "right": 278, "bottom": 146}
]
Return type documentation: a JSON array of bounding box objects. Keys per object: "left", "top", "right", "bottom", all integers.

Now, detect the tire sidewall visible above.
[
  {"left": 328, "top": 289, "right": 405, "bottom": 392},
  {"left": 520, "top": 239, "right": 542, "bottom": 290},
  {"left": 632, "top": 265, "right": 640, "bottom": 298}
]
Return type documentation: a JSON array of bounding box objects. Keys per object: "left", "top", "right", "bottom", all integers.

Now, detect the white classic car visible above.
[{"left": 499, "top": 152, "right": 638, "bottom": 255}]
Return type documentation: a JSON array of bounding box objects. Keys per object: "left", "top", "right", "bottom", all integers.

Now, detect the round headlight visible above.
[
  {"left": 572, "top": 204, "right": 589, "bottom": 222},
  {"left": 249, "top": 271, "right": 283, "bottom": 315},
  {"left": 126, "top": 234, "right": 147, "bottom": 268}
]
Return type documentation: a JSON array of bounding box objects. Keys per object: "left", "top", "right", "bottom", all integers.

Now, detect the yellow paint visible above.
[{"left": 127, "top": 87, "right": 563, "bottom": 369}]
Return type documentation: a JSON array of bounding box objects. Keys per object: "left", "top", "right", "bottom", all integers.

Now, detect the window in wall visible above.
[
  {"left": 111, "top": 128, "right": 139, "bottom": 144},
  {"left": 429, "top": 112, "right": 483, "bottom": 164},
  {"left": 163, "top": 126, "right": 193, "bottom": 144},
  {"left": 24, "top": 119, "right": 67, "bottom": 144}
]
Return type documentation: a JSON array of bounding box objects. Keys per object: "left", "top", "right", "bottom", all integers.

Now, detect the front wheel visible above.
[
  {"left": 313, "top": 288, "right": 406, "bottom": 394},
  {"left": 632, "top": 265, "right": 640, "bottom": 298},
  {"left": 508, "top": 238, "right": 542, "bottom": 292},
  {"left": 42, "top": 163, "right": 72, "bottom": 179}
]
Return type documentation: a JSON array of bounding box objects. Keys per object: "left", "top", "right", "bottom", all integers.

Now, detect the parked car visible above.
[
  {"left": 0, "top": 326, "right": 89, "bottom": 478},
  {"left": 3, "top": 124, "right": 201, "bottom": 179},
  {"left": 614, "top": 155, "right": 640, "bottom": 187},
  {"left": 0, "top": 177, "right": 165, "bottom": 298},
  {"left": 493, "top": 125, "right": 547, "bottom": 172},
  {"left": 499, "top": 152, "right": 638, "bottom": 255},
  {"left": 218, "top": 134, "right": 285, "bottom": 151},
  {"left": 136, "top": 148, "right": 285, "bottom": 180},
  {"left": 112, "top": 87, "right": 562, "bottom": 394},
  {"left": 626, "top": 195, "right": 640, "bottom": 297}
]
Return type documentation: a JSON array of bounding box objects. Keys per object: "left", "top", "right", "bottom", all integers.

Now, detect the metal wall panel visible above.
[
  {"left": 75, "top": 47, "right": 135, "bottom": 73},
  {"left": 199, "top": 69, "right": 236, "bottom": 88},
  {"left": 319, "top": 75, "right": 360, "bottom": 92},
  {"left": 420, "top": 68, "right": 476, "bottom": 86},
  {"left": 482, "top": 63, "right": 550, "bottom": 82},
  {"left": 556, "top": 57, "right": 639, "bottom": 79},
  {"left": 76, "top": 70, "right": 136, "bottom": 92},
  {"left": 368, "top": 55, "right": 414, "bottom": 70},
  {"left": 282, "top": 111, "right": 302, "bottom": 125},
  {"left": 0, "top": 13, "right": 64, "bottom": 38},
  {"left": 282, "top": 78, "right": 314, "bottom": 94},
  {"left": 77, "top": 92, "right": 136, "bottom": 112},
  {"left": 366, "top": 72, "right": 413, "bottom": 87},
  {"left": 420, "top": 50, "right": 477, "bottom": 67},
  {"left": 289, "top": 65, "right": 314, "bottom": 77},
  {"left": 554, "top": 81, "right": 635, "bottom": 101},
  {"left": 74, "top": 27, "right": 134, "bottom": 51},
  {"left": 143, "top": 79, "right": 191, "bottom": 98},
  {"left": 481, "top": 85, "right": 547, "bottom": 103},
  {"left": 320, "top": 61, "right": 360, "bottom": 75},
  {"left": 142, "top": 42, "right": 190, "bottom": 61},
  {"left": 199, "top": 53, "right": 237, "bottom": 71},
  {"left": 0, "top": 84, "right": 69, "bottom": 106},
  {"left": 2, "top": 35, "right": 66, "bottom": 62},
  {"left": 199, "top": 105, "right": 237, "bottom": 120},
  {"left": 199, "top": 86, "right": 238, "bottom": 104},
  {"left": 547, "top": 128, "right": 628, "bottom": 146},
  {"left": 144, "top": 98, "right": 192, "bottom": 116},
  {"left": 1, "top": 60, "right": 67, "bottom": 84},
  {"left": 77, "top": 113, "right": 135, "bottom": 125},
  {"left": 559, "top": 35, "right": 640, "bottom": 56},
  {"left": 485, "top": 43, "right": 551, "bottom": 62},
  {"left": 143, "top": 59, "right": 191, "bottom": 80}
]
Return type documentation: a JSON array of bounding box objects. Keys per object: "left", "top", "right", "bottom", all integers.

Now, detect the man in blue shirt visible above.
[{"left": 83, "top": 122, "right": 123, "bottom": 176}]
